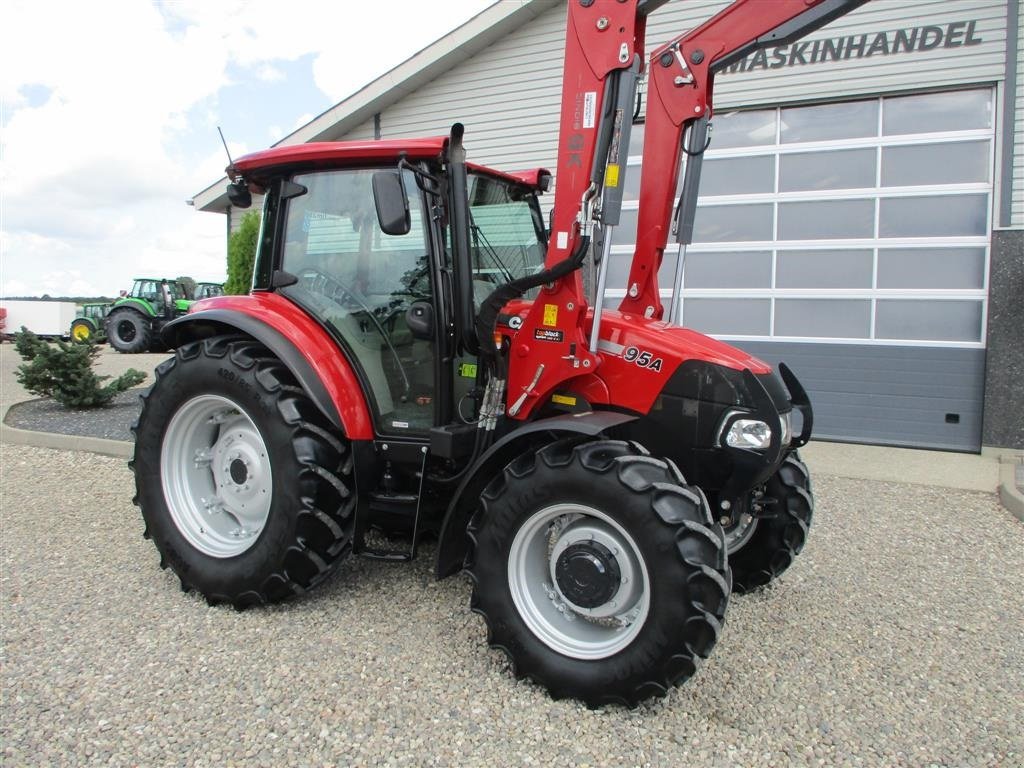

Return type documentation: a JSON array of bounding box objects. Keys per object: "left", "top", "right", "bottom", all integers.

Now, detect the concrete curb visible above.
[
  {"left": 997, "top": 453, "right": 1024, "bottom": 523},
  {"left": 0, "top": 423, "right": 132, "bottom": 460}
]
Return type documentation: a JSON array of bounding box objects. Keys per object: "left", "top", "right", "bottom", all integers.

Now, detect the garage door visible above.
[{"left": 608, "top": 88, "right": 994, "bottom": 451}]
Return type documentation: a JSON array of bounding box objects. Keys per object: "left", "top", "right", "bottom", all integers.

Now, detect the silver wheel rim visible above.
[
  {"left": 723, "top": 511, "right": 758, "bottom": 553},
  {"left": 161, "top": 394, "right": 272, "bottom": 558},
  {"left": 507, "top": 504, "right": 650, "bottom": 660}
]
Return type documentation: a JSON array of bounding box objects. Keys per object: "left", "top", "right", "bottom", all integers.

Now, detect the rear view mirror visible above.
[
  {"left": 372, "top": 171, "right": 411, "bottom": 236},
  {"left": 227, "top": 182, "right": 251, "bottom": 209}
]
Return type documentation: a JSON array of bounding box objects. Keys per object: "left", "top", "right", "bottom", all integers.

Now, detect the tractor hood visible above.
[{"left": 498, "top": 302, "right": 773, "bottom": 418}]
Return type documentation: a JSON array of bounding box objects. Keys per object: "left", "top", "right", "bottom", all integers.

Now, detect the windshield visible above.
[{"left": 465, "top": 173, "right": 546, "bottom": 301}]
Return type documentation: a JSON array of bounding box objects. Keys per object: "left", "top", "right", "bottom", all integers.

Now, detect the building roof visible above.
[{"left": 193, "top": 0, "right": 557, "bottom": 213}]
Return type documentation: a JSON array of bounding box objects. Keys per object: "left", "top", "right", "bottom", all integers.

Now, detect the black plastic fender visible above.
[
  {"left": 434, "top": 410, "right": 637, "bottom": 578},
  {"left": 161, "top": 309, "right": 343, "bottom": 433}
]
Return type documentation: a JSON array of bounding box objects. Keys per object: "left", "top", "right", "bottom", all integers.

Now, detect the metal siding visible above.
[
  {"left": 370, "top": 2, "right": 568, "bottom": 173},
  {"left": 738, "top": 341, "right": 986, "bottom": 451},
  {"left": 1013, "top": 2, "right": 1024, "bottom": 227},
  {"left": 642, "top": 1, "right": 1007, "bottom": 110},
  {"left": 342, "top": 1, "right": 1011, "bottom": 182},
  {"left": 338, "top": 117, "right": 377, "bottom": 142}
]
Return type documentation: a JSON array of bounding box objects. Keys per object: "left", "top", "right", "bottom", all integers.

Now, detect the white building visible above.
[{"left": 193, "top": 0, "right": 1024, "bottom": 452}]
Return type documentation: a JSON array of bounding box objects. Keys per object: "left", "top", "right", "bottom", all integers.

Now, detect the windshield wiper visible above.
[{"left": 469, "top": 213, "right": 515, "bottom": 283}]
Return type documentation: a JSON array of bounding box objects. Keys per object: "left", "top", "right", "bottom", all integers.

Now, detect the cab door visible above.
[{"left": 277, "top": 168, "right": 437, "bottom": 435}]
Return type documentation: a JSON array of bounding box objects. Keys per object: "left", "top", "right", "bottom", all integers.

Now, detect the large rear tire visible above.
[
  {"left": 107, "top": 309, "right": 152, "bottom": 353},
  {"left": 467, "top": 438, "right": 729, "bottom": 708},
  {"left": 725, "top": 452, "right": 813, "bottom": 593},
  {"left": 132, "top": 336, "right": 355, "bottom": 607}
]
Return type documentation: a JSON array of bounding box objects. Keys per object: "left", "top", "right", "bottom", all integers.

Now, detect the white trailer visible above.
[{"left": 0, "top": 300, "right": 77, "bottom": 339}]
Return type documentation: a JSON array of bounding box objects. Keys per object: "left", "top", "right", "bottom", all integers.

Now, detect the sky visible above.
[{"left": 0, "top": 0, "right": 494, "bottom": 298}]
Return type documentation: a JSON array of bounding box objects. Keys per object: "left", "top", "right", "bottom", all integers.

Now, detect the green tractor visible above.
[
  {"left": 105, "top": 278, "right": 192, "bottom": 353},
  {"left": 70, "top": 302, "right": 111, "bottom": 343},
  {"left": 193, "top": 282, "right": 225, "bottom": 301}
]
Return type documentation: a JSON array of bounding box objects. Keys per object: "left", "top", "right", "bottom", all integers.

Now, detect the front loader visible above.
[{"left": 133, "top": 0, "right": 865, "bottom": 707}]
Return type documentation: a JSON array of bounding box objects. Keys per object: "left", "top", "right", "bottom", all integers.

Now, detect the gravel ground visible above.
[{"left": 2, "top": 443, "right": 1021, "bottom": 767}]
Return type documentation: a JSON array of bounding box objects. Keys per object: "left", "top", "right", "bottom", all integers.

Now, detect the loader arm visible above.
[{"left": 503, "top": 0, "right": 868, "bottom": 419}]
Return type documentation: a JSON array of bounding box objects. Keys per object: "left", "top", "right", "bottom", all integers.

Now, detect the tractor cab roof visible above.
[{"left": 230, "top": 138, "right": 549, "bottom": 192}]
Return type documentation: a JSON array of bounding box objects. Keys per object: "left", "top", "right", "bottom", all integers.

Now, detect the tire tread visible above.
[
  {"left": 132, "top": 336, "right": 354, "bottom": 607},
  {"left": 467, "top": 438, "right": 729, "bottom": 708}
]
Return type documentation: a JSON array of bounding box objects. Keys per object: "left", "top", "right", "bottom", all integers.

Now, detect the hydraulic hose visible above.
[{"left": 474, "top": 234, "right": 591, "bottom": 364}]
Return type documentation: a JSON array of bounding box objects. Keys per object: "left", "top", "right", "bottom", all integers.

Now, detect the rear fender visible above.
[
  {"left": 434, "top": 410, "right": 636, "bottom": 578},
  {"left": 162, "top": 295, "right": 373, "bottom": 440}
]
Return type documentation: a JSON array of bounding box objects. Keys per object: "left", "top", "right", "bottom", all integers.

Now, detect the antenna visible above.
[{"left": 217, "top": 126, "right": 235, "bottom": 168}]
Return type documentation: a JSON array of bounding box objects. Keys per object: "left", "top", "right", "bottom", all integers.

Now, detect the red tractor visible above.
[{"left": 134, "top": 0, "right": 863, "bottom": 706}]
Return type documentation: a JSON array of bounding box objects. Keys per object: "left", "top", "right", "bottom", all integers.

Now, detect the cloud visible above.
[
  {"left": 1, "top": 0, "right": 494, "bottom": 296},
  {"left": 256, "top": 64, "right": 285, "bottom": 83}
]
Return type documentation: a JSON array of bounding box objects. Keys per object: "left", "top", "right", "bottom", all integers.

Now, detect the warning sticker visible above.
[
  {"left": 534, "top": 328, "right": 564, "bottom": 343},
  {"left": 551, "top": 393, "right": 578, "bottom": 406},
  {"left": 605, "top": 164, "right": 620, "bottom": 188},
  {"left": 543, "top": 304, "right": 558, "bottom": 327},
  {"left": 583, "top": 91, "right": 597, "bottom": 129}
]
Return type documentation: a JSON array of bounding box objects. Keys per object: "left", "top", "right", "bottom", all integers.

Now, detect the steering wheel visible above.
[{"left": 298, "top": 269, "right": 411, "bottom": 401}]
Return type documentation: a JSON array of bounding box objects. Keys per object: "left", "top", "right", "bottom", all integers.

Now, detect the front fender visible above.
[
  {"left": 434, "top": 410, "right": 637, "bottom": 578},
  {"left": 162, "top": 293, "right": 373, "bottom": 440}
]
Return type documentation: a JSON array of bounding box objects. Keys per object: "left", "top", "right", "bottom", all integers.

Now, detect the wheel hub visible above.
[
  {"left": 507, "top": 504, "right": 651, "bottom": 660},
  {"left": 211, "top": 425, "right": 270, "bottom": 520},
  {"left": 555, "top": 541, "right": 621, "bottom": 609},
  {"left": 117, "top": 320, "right": 136, "bottom": 341},
  {"left": 722, "top": 492, "right": 761, "bottom": 554},
  {"left": 160, "top": 395, "right": 273, "bottom": 558}
]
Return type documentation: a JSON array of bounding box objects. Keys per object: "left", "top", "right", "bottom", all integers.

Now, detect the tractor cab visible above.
[
  {"left": 225, "top": 140, "right": 548, "bottom": 448},
  {"left": 194, "top": 282, "right": 224, "bottom": 300},
  {"left": 264, "top": 158, "right": 547, "bottom": 437}
]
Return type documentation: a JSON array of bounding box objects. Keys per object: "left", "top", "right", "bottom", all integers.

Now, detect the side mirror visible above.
[
  {"left": 372, "top": 171, "right": 411, "bottom": 236},
  {"left": 227, "top": 182, "right": 252, "bottom": 208},
  {"left": 406, "top": 300, "right": 434, "bottom": 340}
]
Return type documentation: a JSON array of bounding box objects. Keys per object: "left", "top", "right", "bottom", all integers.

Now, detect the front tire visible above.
[
  {"left": 71, "top": 319, "right": 94, "bottom": 342},
  {"left": 468, "top": 439, "right": 729, "bottom": 708},
  {"left": 725, "top": 452, "right": 813, "bottom": 593},
  {"left": 107, "top": 309, "right": 152, "bottom": 353},
  {"left": 132, "top": 336, "right": 355, "bottom": 607}
]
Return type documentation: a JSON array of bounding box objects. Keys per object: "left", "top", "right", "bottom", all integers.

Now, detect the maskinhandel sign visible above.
[{"left": 721, "top": 20, "right": 983, "bottom": 74}]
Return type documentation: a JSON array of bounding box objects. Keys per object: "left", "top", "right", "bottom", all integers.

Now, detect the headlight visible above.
[{"left": 725, "top": 419, "right": 772, "bottom": 450}]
